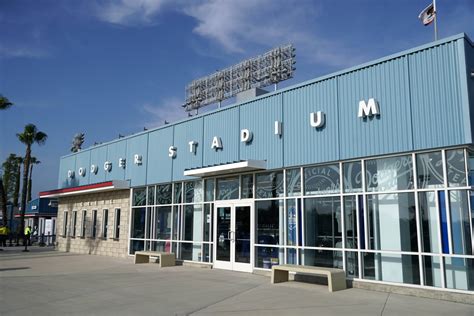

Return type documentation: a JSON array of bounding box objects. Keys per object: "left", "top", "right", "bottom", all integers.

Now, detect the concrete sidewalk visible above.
[{"left": 1, "top": 247, "right": 473, "bottom": 316}]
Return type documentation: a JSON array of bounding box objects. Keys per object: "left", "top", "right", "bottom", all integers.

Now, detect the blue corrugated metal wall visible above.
[
  {"left": 57, "top": 34, "right": 474, "bottom": 189},
  {"left": 240, "top": 96, "right": 283, "bottom": 169}
]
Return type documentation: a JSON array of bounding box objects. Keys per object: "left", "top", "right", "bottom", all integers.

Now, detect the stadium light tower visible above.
[{"left": 183, "top": 44, "right": 296, "bottom": 112}]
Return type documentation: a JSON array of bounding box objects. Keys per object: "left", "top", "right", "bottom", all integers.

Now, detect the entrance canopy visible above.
[
  {"left": 184, "top": 160, "right": 266, "bottom": 177},
  {"left": 39, "top": 180, "right": 130, "bottom": 198}
]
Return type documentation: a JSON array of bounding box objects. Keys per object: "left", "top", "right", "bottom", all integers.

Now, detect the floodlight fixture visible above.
[{"left": 183, "top": 44, "right": 296, "bottom": 112}]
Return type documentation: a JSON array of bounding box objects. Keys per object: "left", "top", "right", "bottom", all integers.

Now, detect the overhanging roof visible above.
[
  {"left": 39, "top": 180, "right": 130, "bottom": 198},
  {"left": 184, "top": 160, "right": 267, "bottom": 177}
]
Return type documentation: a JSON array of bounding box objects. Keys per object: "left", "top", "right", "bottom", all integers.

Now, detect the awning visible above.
[
  {"left": 184, "top": 160, "right": 267, "bottom": 177},
  {"left": 39, "top": 180, "right": 130, "bottom": 198}
]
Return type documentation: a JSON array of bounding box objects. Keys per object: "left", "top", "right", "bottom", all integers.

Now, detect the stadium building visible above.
[{"left": 41, "top": 33, "right": 474, "bottom": 295}]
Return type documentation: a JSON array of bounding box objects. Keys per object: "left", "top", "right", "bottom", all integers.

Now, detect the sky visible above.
[{"left": 1, "top": 0, "right": 473, "bottom": 199}]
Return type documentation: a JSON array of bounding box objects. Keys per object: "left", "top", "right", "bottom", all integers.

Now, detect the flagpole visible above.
[{"left": 433, "top": 0, "right": 438, "bottom": 40}]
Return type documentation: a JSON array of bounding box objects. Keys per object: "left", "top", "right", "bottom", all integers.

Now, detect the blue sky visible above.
[{"left": 1, "top": 0, "right": 473, "bottom": 198}]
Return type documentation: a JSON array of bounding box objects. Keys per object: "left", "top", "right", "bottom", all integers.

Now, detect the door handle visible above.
[{"left": 227, "top": 231, "right": 232, "bottom": 240}]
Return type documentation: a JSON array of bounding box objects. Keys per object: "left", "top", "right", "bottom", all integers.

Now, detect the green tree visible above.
[
  {"left": 17, "top": 124, "right": 47, "bottom": 249},
  {"left": 0, "top": 95, "right": 13, "bottom": 110},
  {"left": 13, "top": 156, "right": 23, "bottom": 208},
  {"left": 27, "top": 157, "right": 40, "bottom": 203},
  {"left": 2, "top": 154, "right": 19, "bottom": 202},
  {"left": 0, "top": 95, "right": 13, "bottom": 225}
]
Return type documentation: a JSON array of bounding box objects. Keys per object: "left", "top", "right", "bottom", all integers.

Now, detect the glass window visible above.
[
  {"left": 133, "top": 187, "right": 147, "bottom": 206},
  {"left": 185, "top": 180, "right": 203, "bottom": 203},
  {"left": 255, "top": 246, "right": 283, "bottom": 268},
  {"left": 469, "top": 151, "right": 474, "bottom": 186},
  {"left": 286, "top": 168, "right": 301, "bottom": 196},
  {"left": 304, "top": 164, "right": 340, "bottom": 195},
  {"left": 363, "top": 252, "right": 420, "bottom": 285},
  {"left": 241, "top": 174, "right": 253, "bottom": 199},
  {"left": 416, "top": 151, "right": 444, "bottom": 188},
  {"left": 129, "top": 240, "right": 144, "bottom": 255},
  {"left": 286, "top": 199, "right": 298, "bottom": 246},
  {"left": 131, "top": 207, "right": 146, "bottom": 238},
  {"left": 102, "top": 209, "right": 108, "bottom": 238},
  {"left": 155, "top": 206, "right": 171, "bottom": 240},
  {"left": 147, "top": 186, "right": 155, "bottom": 205},
  {"left": 302, "top": 249, "right": 343, "bottom": 269},
  {"left": 449, "top": 190, "right": 472, "bottom": 255},
  {"left": 156, "top": 184, "right": 172, "bottom": 205},
  {"left": 173, "top": 182, "right": 182, "bottom": 204},
  {"left": 304, "top": 197, "right": 342, "bottom": 248},
  {"left": 203, "top": 204, "right": 212, "bottom": 242},
  {"left": 418, "top": 192, "right": 439, "bottom": 253},
  {"left": 172, "top": 206, "right": 180, "bottom": 240},
  {"left": 343, "top": 161, "right": 362, "bottom": 193},
  {"left": 444, "top": 257, "right": 474, "bottom": 291},
  {"left": 346, "top": 251, "right": 359, "bottom": 278},
  {"left": 423, "top": 256, "right": 442, "bottom": 288},
  {"left": 446, "top": 149, "right": 467, "bottom": 187},
  {"left": 366, "top": 155, "right": 413, "bottom": 192},
  {"left": 71, "top": 211, "right": 77, "bottom": 237},
  {"left": 183, "top": 205, "right": 203, "bottom": 241},
  {"left": 91, "top": 210, "right": 97, "bottom": 238},
  {"left": 204, "top": 179, "right": 215, "bottom": 202},
  {"left": 62, "top": 211, "right": 68, "bottom": 236},
  {"left": 81, "top": 210, "right": 87, "bottom": 237},
  {"left": 216, "top": 177, "right": 239, "bottom": 200},
  {"left": 256, "top": 171, "right": 284, "bottom": 199},
  {"left": 367, "top": 193, "right": 418, "bottom": 252},
  {"left": 113, "top": 208, "right": 120, "bottom": 239},
  {"left": 256, "top": 200, "right": 284, "bottom": 245},
  {"left": 344, "top": 196, "right": 358, "bottom": 249}
]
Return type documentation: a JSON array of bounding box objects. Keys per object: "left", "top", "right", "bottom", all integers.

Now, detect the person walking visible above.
[{"left": 23, "top": 225, "right": 32, "bottom": 252}]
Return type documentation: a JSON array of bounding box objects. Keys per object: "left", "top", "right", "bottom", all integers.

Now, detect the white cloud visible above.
[
  {"left": 140, "top": 97, "right": 187, "bottom": 129},
  {"left": 95, "top": 0, "right": 167, "bottom": 26},
  {"left": 181, "top": 1, "right": 360, "bottom": 67},
  {"left": 0, "top": 44, "right": 49, "bottom": 59}
]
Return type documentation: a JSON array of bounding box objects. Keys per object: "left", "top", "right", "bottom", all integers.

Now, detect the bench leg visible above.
[
  {"left": 328, "top": 273, "right": 347, "bottom": 292},
  {"left": 134, "top": 254, "right": 149, "bottom": 264},
  {"left": 272, "top": 269, "right": 289, "bottom": 284},
  {"left": 159, "top": 255, "right": 175, "bottom": 267}
]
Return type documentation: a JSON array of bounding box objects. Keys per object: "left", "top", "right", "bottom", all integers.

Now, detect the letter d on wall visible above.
[{"left": 240, "top": 129, "right": 253, "bottom": 143}]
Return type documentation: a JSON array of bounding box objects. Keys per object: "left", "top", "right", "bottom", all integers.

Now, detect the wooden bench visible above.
[
  {"left": 134, "top": 251, "right": 176, "bottom": 267},
  {"left": 271, "top": 264, "right": 347, "bottom": 292}
]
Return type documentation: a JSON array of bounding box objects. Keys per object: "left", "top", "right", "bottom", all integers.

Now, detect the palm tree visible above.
[
  {"left": 27, "top": 157, "right": 41, "bottom": 203},
  {"left": 17, "top": 124, "right": 48, "bottom": 251},
  {"left": 0, "top": 95, "right": 13, "bottom": 110},
  {"left": 13, "top": 156, "right": 23, "bottom": 208},
  {"left": 0, "top": 95, "right": 13, "bottom": 226}
]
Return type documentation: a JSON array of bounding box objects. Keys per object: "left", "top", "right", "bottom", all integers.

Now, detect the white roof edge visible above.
[{"left": 184, "top": 160, "right": 267, "bottom": 177}]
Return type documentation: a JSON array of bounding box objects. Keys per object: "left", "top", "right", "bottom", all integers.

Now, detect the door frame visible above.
[{"left": 213, "top": 201, "right": 254, "bottom": 272}]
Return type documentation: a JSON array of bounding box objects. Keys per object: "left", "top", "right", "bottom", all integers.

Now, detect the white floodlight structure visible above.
[{"left": 183, "top": 44, "right": 296, "bottom": 112}]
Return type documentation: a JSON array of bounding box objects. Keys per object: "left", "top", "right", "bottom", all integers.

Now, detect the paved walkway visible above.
[{"left": 1, "top": 247, "right": 473, "bottom": 316}]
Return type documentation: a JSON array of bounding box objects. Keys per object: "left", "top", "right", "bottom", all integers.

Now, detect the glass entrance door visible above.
[{"left": 214, "top": 202, "right": 253, "bottom": 272}]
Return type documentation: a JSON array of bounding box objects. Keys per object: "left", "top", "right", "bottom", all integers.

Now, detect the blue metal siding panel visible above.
[
  {"left": 239, "top": 96, "right": 283, "bottom": 169},
  {"left": 410, "top": 40, "right": 467, "bottom": 149},
  {"left": 338, "top": 56, "right": 413, "bottom": 159},
  {"left": 126, "top": 134, "right": 148, "bottom": 187},
  {"left": 75, "top": 150, "right": 91, "bottom": 186},
  {"left": 462, "top": 39, "right": 474, "bottom": 144},
  {"left": 58, "top": 155, "right": 76, "bottom": 188},
  {"left": 147, "top": 127, "right": 174, "bottom": 184},
  {"left": 172, "top": 118, "right": 204, "bottom": 181},
  {"left": 283, "top": 79, "right": 339, "bottom": 167},
  {"left": 105, "top": 141, "right": 126, "bottom": 181},
  {"left": 89, "top": 145, "right": 107, "bottom": 184},
  {"left": 203, "top": 107, "right": 239, "bottom": 166}
]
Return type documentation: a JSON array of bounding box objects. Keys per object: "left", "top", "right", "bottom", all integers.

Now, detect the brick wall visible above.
[{"left": 56, "top": 189, "right": 130, "bottom": 258}]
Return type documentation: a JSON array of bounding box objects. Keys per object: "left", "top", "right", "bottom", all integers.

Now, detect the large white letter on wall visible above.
[
  {"left": 211, "top": 137, "right": 223, "bottom": 150},
  {"left": 240, "top": 129, "right": 253, "bottom": 143},
  {"left": 310, "top": 111, "right": 326, "bottom": 128},
  {"left": 168, "top": 146, "right": 177, "bottom": 158},
  {"left": 358, "top": 98, "right": 380, "bottom": 118},
  {"left": 189, "top": 141, "right": 198, "bottom": 154}
]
